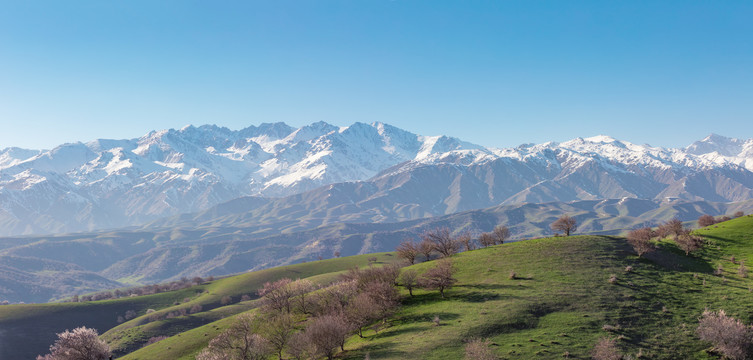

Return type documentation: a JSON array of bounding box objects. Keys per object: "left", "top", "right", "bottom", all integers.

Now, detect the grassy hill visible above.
[
  {"left": 0, "top": 253, "right": 399, "bottom": 360},
  {"left": 3, "top": 215, "right": 752, "bottom": 359},
  {"left": 125, "top": 215, "right": 753, "bottom": 359}
]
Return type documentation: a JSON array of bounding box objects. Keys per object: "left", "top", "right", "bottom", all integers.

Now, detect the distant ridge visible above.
[{"left": 1, "top": 121, "right": 752, "bottom": 237}]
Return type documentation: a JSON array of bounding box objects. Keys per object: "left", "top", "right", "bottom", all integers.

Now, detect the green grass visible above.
[
  {"left": 106, "top": 252, "right": 399, "bottom": 357},
  {"left": 7, "top": 215, "right": 753, "bottom": 360},
  {"left": 331, "top": 216, "right": 753, "bottom": 360}
]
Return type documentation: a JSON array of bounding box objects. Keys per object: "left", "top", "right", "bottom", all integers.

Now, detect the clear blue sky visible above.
[{"left": 1, "top": 1, "right": 751, "bottom": 150}]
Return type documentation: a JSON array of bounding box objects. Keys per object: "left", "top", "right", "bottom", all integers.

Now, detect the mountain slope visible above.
[
  {"left": 107, "top": 216, "right": 753, "bottom": 359},
  {"left": 0, "top": 122, "right": 480, "bottom": 236},
  {"left": 1, "top": 124, "right": 752, "bottom": 237},
  {"left": 1, "top": 198, "right": 750, "bottom": 304}
]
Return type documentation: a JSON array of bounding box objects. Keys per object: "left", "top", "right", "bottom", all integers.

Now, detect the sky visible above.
[{"left": 1, "top": 1, "right": 751, "bottom": 150}]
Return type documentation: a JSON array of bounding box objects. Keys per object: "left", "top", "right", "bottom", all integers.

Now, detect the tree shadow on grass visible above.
[
  {"left": 396, "top": 312, "right": 461, "bottom": 324},
  {"left": 341, "top": 341, "right": 407, "bottom": 359},
  {"left": 452, "top": 290, "right": 503, "bottom": 303}
]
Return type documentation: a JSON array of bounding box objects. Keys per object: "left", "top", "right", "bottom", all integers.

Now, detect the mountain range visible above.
[{"left": 1, "top": 122, "right": 752, "bottom": 237}]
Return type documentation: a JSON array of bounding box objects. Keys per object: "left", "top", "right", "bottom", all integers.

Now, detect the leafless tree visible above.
[
  {"left": 345, "top": 293, "right": 381, "bottom": 338},
  {"left": 478, "top": 232, "right": 496, "bottom": 248},
  {"left": 626, "top": 227, "right": 656, "bottom": 257},
  {"left": 419, "top": 238, "right": 435, "bottom": 261},
  {"left": 657, "top": 218, "right": 685, "bottom": 240},
  {"left": 697, "top": 309, "right": 753, "bottom": 360},
  {"left": 422, "top": 227, "right": 460, "bottom": 258},
  {"left": 290, "top": 279, "right": 315, "bottom": 314},
  {"left": 195, "top": 313, "right": 271, "bottom": 360},
  {"left": 343, "top": 264, "right": 400, "bottom": 289},
  {"left": 259, "top": 278, "right": 294, "bottom": 314},
  {"left": 458, "top": 232, "right": 475, "bottom": 251},
  {"left": 492, "top": 225, "right": 510, "bottom": 245},
  {"left": 304, "top": 314, "right": 350, "bottom": 360},
  {"left": 465, "top": 338, "right": 498, "bottom": 360},
  {"left": 287, "top": 332, "right": 316, "bottom": 360},
  {"left": 396, "top": 240, "right": 419, "bottom": 265},
  {"left": 399, "top": 269, "right": 419, "bottom": 297},
  {"left": 312, "top": 280, "right": 358, "bottom": 316},
  {"left": 362, "top": 280, "right": 400, "bottom": 320},
  {"left": 220, "top": 295, "right": 233, "bottom": 306},
  {"left": 590, "top": 337, "right": 621, "bottom": 360},
  {"left": 261, "top": 313, "right": 296, "bottom": 360},
  {"left": 550, "top": 215, "right": 577, "bottom": 236},
  {"left": 419, "top": 259, "right": 457, "bottom": 298},
  {"left": 734, "top": 211, "right": 745, "bottom": 218},
  {"left": 698, "top": 214, "right": 717, "bottom": 227},
  {"left": 36, "top": 327, "right": 111, "bottom": 360},
  {"left": 189, "top": 304, "right": 203, "bottom": 314},
  {"left": 676, "top": 233, "right": 704, "bottom": 256}
]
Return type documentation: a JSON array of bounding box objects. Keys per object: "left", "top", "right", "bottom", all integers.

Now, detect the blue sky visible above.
[{"left": 1, "top": 1, "right": 751, "bottom": 150}]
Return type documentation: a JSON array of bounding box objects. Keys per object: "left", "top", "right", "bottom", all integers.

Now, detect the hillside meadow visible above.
[{"left": 3, "top": 215, "right": 752, "bottom": 359}]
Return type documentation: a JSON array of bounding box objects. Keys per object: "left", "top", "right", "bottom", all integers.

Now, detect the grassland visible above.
[{"left": 4, "top": 215, "right": 752, "bottom": 359}]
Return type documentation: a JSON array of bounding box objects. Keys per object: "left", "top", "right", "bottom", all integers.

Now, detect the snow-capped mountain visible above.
[
  {"left": 0, "top": 123, "right": 752, "bottom": 237},
  {"left": 0, "top": 122, "right": 478, "bottom": 235}
]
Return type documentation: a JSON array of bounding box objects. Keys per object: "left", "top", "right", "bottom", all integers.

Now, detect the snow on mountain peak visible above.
[{"left": 1, "top": 122, "right": 752, "bottom": 237}]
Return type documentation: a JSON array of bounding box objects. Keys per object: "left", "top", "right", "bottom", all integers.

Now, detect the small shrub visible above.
[
  {"left": 624, "top": 266, "right": 633, "bottom": 273},
  {"left": 608, "top": 275, "right": 617, "bottom": 284},
  {"left": 464, "top": 338, "right": 497, "bottom": 360},
  {"left": 697, "top": 309, "right": 753, "bottom": 360},
  {"left": 433, "top": 315, "right": 441, "bottom": 326},
  {"left": 145, "top": 335, "right": 168, "bottom": 346},
  {"left": 509, "top": 271, "right": 517, "bottom": 280},
  {"left": 738, "top": 261, "right": 748, "bottom": 278},
  {"left": 715, "top": 265, "right": 724, "bottom": 276}
]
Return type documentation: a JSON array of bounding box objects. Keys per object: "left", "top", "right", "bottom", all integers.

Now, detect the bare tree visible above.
[
  {"left": 626, "top": 227, "right": 656, "bottom": 257},
  {"left": 419, "top": 259, "right": 457, "bottom": 298},
  {"left": 290, "top": 279, "right": 315, "bottom": 315},
  {"left": 220, "top": 295, "right": 233, "bottom": 306},
  {"left": 259, "top": 278, "right": 294, "bottom": 314},
  {"left": 422, "top": 227, "right": 460, "bottom": 258},
  {"left": 676, "top": 233, "right": 704, "bottom": 256},
  {"left": 492, "top": 225, "right": 510, "bottom": 245},
  {"left": 697, "top": 309, "right": 753, "bottom": 360},
  {"left": 418, "top": 238, "right": 435, "bottom": 261},
  {"left": 311, "top": 280, "right": 358, "bottom": 316},
  {"left": 362, "top": 280, "right": 400, "bottom": 321},
  {"left": 36, "top": 327, "right": 111, "bottom": 360},
  {"left": 698, "top": 214, "right": 717, "bottom": 227},
  {"left": 396, "top": 240, "right": 420, "bottom": 265},
  {"left": 345, "top": 293, "right": 380, "bottom": 338},
  {"left": 287, "top": 332, "right": 315, "bottom": 360},
  {"left": 458, "top": 232, "right": 475, "bottom": 252},
  {"left": 304, "top": 314, "right": 350, "bottom": 360},
  {"left": 657, "top": 218, "right": 685, "bottom": 240},
  {"left": 550, "top": 215, "right": 577, "bottom": 236},
  {"left": 478, "top": 232, "right": 496, "bottom": 248},
  {"left": 398, "top": 269, "right": 419, "bottom": 297},
  {"left": 734, "top": 211, "right": 745, "bottom": 218},
  {"left": 465, "top": 338, "right": 498, "bottom": 360},
  {"left": 261, "top": 313, "right": 296, "bottom": 360},
  {"left": 196, "top": 313, "right": 271, "bottom": 360}
]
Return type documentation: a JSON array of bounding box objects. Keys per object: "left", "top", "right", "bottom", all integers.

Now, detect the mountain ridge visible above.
[{"left": 1, "top": 123, "right": 752, "bottom": 237}]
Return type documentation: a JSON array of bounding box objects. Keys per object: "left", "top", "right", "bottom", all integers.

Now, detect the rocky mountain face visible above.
[
  {"left": 1, "top": 123, "right": 752, "bottom": 237},
  {"left": 0, "top": 122, "right": 477, "bottom": 236}
]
